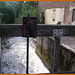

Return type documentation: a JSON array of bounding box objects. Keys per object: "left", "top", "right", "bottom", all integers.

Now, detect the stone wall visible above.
[
  {"left": 38, "top": 1, "right": 75, "bottom": 25},
  {"left": 38, "top": 1, "right": 70, "bottom": 12},
  {"left": 36, "top": 37, "right": 75, "bottom": 72},
  {"left": 44, "top": 8, "right": 64, "bottom": 24}
]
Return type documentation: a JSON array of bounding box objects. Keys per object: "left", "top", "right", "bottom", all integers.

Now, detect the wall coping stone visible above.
[{"left": 49, "top": 37, "right": 75, "bottom": 53}]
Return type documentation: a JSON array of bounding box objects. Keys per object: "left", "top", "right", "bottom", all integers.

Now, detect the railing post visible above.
[
  {"left": 0, "top": 20, "right": 2, "bottom": 74},
  {"left": 52, "top": 37, "right": 60, "bottom": 72},
  {"left": 26, "top": 36, "right": 29, "bottom": 74}
]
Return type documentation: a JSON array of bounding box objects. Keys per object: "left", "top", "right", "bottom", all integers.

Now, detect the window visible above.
[
  {"left": 52, "top": 10, "right": 56, "bottom": 21},
  {"left": 72, "top": 9, "right": 75, "bottom": 22}
]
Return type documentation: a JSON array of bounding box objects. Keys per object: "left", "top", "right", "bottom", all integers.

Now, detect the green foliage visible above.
[
  {"left": 0, "top": 1, "right": 15, "bottom": 24},
  {"left": 20, "top": 1, "right": 38, "bottom": 20},
  {"left": 6, "top": 1, "right": 24, "bottom": 18},
  {"left": 15, "top": 1, "right": 24, "bottom": 18},
  {"left": 0, "top": 1, "right": 39, "bottom": 24},
  {"left": 57, "top": 21, "right": 61, "bottom": 24},
  {"left": 0, "top": 13, "right": 3, "bottom": 19}
]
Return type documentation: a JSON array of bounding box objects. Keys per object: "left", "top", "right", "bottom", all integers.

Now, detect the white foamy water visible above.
[{"left": 1, "top": 37, "right": 50, "bottom": 74}]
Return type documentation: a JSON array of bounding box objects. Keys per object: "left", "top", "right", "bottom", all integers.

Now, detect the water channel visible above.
[{"left": 1, "top": 37, "right": 50, "bottom": 74}]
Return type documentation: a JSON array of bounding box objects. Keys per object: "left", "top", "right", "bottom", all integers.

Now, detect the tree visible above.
[
  {"left": 0, "top": 1, "right": 15, "bottom": 24},
  {"left": 0, "top": 13, "right": 3, "bottom": 19},
  {"left": 20, "top": 1, "right": 38, "bottom": 19},
  {"left": 5, "top": 1, "right": 24, "bottom": 18},
  {"left": 15, "top": 1, "right": 24, "bottom": 18}
]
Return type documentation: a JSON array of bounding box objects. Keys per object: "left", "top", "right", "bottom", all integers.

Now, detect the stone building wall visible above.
[
  {"left": 38, "top": 1, "right": 75, "bottom": 25},
  {"left": 44, "top": 8, "right": 64, "bottom": 24},
  {"left": 36, "top": 37, "right": 75, "bottom": 72},
  {"left": 38, "top": 1, "right": 70, "bottom": 12}
]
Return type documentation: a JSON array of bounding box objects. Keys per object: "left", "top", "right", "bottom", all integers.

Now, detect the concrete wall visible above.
[
  {"left": 36, "top": 37, "right": 75, "bottom": 72},
  {"left": 44, "top": 8, "right": 64, "bottom": 24}
]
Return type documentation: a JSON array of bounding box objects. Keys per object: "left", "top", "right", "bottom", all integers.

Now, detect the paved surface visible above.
[
  {"left": 61, "top": 37, "right": 75, "bottom": 53},
  {"left": 50, "top": 37, "right": 75, "bottom": 53}
]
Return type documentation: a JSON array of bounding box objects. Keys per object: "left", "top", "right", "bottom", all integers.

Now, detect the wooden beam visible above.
[
  {"left": 37, "top": 24, "right": 75, "bottom": 36},
  {"left": 0, "top": 24, "right": 22, "bottom": 37},
  {"left": 0, "top": 24, "right": 75, "bottom": 37}
]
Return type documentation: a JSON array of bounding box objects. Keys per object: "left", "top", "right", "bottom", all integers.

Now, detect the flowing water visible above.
[{"left": 1, "top": 37, "right": 50, "bottom": 74}]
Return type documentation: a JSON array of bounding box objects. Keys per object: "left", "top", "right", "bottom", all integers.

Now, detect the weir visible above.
[{"left": 0, "top": 23, "right": 75, "bottom": 74}]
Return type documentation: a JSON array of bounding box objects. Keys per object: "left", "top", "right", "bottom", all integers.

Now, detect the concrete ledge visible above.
[{"left": 49, "top": 37, "right": 75, "bottom": 53}]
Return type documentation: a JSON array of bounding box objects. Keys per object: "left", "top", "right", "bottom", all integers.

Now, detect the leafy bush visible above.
[
  {"left": 20, "top": 1, "right": 38, "bottom": 18},
  {"left": 0, "top": 1, "right": 15, "bottom": 24},
  {"left": 57, "top": 21, "right": 61, "bottom": 24},
  {"left": 0, "top": 13, "right": 3, "bottom": 19}
]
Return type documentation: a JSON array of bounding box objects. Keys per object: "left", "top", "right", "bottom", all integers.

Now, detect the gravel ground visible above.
[{"left": 1, "top": 37, "right": 50, "bottom": 74}]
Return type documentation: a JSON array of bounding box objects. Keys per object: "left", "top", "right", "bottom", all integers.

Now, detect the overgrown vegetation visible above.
[
  {"left": 0, "top": 1, "right": 39, "bottom": 24},
  {"left": 57, "top": 21, "right": 61, "bottom": 24},
  {"left": 20, "top": 1, "right": 38, "bottom": 18},
  {"left": 0, "top": 1, "right": 15, "bottom": 24},
  {"left": 0, "top": 13, "right": 3, "bottom": 19}
]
